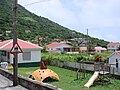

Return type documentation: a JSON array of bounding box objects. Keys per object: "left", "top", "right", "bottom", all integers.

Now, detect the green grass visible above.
[
  {"left": 10, "top": 66, "right": 120, "bottom": 90},
  {"left": 42, "top": 52, "right": 113, "bottom": 63},
  {"left": 21, "top": 17, "right": 37, "bottom": 22}
]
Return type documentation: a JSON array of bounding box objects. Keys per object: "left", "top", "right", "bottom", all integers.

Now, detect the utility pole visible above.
[{"left": 13, "top": 0, "right": 18, "bottom": 86}]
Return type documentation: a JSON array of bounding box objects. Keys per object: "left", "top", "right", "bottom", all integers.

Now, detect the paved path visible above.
[{"left": 0, "top": 74, "right": 28, "bottom": 90}]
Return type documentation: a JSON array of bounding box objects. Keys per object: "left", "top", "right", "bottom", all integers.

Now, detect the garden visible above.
[
  {"left": 9, "top": 52, "right": 118, "bottom": 90},
  {"left": 14, "top": 66, "right": 120, "bottom": 90},
  {"left": 42, "top": 52, "right": 112, "bottom": 63}
]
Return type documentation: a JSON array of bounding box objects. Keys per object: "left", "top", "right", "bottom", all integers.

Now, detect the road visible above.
[{"left": 0, "top": 74, "right": 28, "bottom": 90}]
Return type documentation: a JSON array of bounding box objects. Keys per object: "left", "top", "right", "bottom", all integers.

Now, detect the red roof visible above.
[
  {"left": 115, "top": 51, "right": 120, "bottom": 54},
  {"left": 0, "top": 39, "right": 42, "bottom": 50},
  {"left": 47, "top": 42, "right": 69, "bottom": 47},
  {"left": 47, "top": 42, "right": 61, "bottom": 47},
  {"left": 94, "top": 47, "right": 107, "bottom": 51},
  {"left": 47, "top": 42, "right": 72, "bottom": 48},
  {"left": 108, "top": 42, "right": 119, "bottom": 46},
  {"left": 80, "top": 47, "right": 87, "bottom": 51}
]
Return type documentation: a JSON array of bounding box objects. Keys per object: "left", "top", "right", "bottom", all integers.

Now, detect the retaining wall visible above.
[{"left": 0, "top": 68, "right": 62, "bottom": 90}]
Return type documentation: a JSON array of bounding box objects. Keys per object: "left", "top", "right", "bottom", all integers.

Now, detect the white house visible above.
[
  {"left": 0, "top": 39, "right": 42, "bottom": 66},
  {"left": 108, "top": 51, "right": 120, "bottom": 68},
  {"left": 80, "top": 47, "right": 87, "bottom": 52},
  {"left": 94, "top": 47, "right": 107, "bottom": 53},
  {"left": 46, "top": 42, "right": 79, "bottom": 54},
  {"left": 107, "top": 42, "right": 120, "bottom": 52}
]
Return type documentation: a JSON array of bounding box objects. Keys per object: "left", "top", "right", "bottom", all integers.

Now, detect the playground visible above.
[{"left": 9, "top": 65, "right": 120, "bottom": 90}]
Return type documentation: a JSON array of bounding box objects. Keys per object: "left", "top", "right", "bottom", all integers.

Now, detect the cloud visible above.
[
  {"left": 73, "top": 0, "right": 120, "bottom": 28},
  {"left": 18, "top": 0, "right": 120, "bottom": 42},
  {"left": 106, "top": 34, "right": 118, "bottom": 42},
  {"left": 19, "top": 0, "right": 80, "bottom": 29}
]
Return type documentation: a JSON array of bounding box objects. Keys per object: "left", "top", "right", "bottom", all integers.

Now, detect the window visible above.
[
  {"left": 2, "top": 51, "right": 6, "bottom": 56},
  {"left": 56, "top": 48, "right": 61, "bottom": 50},
  {"left": 23, "top": 52, "right": 31, "bottom": 61},
  {"left": 112, "top": 46, "right": 114, "bottom": 48}
]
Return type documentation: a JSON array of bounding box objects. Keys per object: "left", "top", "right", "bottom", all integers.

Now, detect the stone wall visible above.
[{"left": 0, "top": 68, "right": 62, "bottom": 90}]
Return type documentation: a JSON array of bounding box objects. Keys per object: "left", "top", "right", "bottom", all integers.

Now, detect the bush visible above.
[
  {"left": 42, "top": 52, "right": 107, "bottom": 63},
  {"left": 94, "top": 54, "right": 102, "bottom": 62},
  {"left": 76, "top": 56, "right": 83, "bottom": 62}
]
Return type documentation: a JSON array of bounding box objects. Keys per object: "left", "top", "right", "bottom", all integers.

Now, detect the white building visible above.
[
  {"left": 80, "top": 47, "right": 87, "bottom": 52},
  {"left": 0, "top": 39, "right": 42, "bottom": 66},
  {"left": 46, "top": 42, "right": 79, "bottom": 54},
  {"left": 107, "top": 42, "right": 120, "bottom": 52},
  {"left": 108, "top": 51, "right": 120, "bottom": 68},
  {"left": 94, "top": 47, "right": 107, "bottom": 53}
]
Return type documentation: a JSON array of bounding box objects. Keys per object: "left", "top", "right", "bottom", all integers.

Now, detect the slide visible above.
[{"left": 84, "top": 71, "right": 99, "bottom": 88}]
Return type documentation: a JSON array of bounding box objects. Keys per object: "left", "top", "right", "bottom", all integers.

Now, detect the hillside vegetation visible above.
[{"left": 0, "top": 0, "right": 108, "bottom": 47}]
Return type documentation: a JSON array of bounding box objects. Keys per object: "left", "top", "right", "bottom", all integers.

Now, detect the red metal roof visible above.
[
  {"left": 115, "top": 51, "right": 120, "bottom": 54},
  {"left": 107, "top": 42, "right": 119, "bottom": 46},
  {"left": 94, "top": 47, "right": 107, "bottom": 50},
  {"left": 0, "top": 39, "right": 42, "bottom": 50},
  {"left": 47, "top": 42, "right": 61, "bottom": 47},
  {"left": 80, "top": 47, "right": 87, "bottom": 51},
  {"left": 47, "top": 42, "right": 72, "bottom": 48}
]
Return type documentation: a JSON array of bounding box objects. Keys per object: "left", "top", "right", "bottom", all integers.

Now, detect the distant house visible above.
[
  {"left": 107, "top": 42, "right": 120, "bottom": 52},
  {"left": 25, "top": 30, "right": 31, "bottom": 33},
  {"left": 80, "top": 47, "right": 87, "bottom": 52},
  {"left": 108, "top": 51, "right": 120, "bottom": 68},
  {"left": 94, "top": 47, "right": 107, "bottom": 53},
  {"left": 70, "top": 38, "right": 87, "bottom": 46},
  {"left": 46, "top": 42, "right": 79, "bottom": 54},
  {"left": 53, "top": 38, "right": 61, "bottom": 42},
  {"left": 6, "top": 31, "right": 11, "bottom": 36},
  {"left": 0, "top": 39, "right": 42, "bottom": 66}
]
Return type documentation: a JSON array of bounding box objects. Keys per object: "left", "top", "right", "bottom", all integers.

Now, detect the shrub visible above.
[
  {"left": 94, "top": 54, "right": 102, "bottom": 62},
  {"left": 76, "top": 56, "right": 83, "bottom": 62}
]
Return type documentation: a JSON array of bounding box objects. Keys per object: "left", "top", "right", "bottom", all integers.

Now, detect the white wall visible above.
[
  {"left": 109, "top": 54, "right": 120, "bottom": 68},
  {"left": 95, "top": 50, "right": 101, "bottom": 53},
  {"left": 31, "top": 50, "right": 41, "bottom": 62},
  {"left": 10, "top": 49, "right": 41, "bottom": 64},
  {"left": 66, "top": 52, "right": 79, "bottom": 54},
  {"left": 48, "top": 43, "right": 72, "bottom": 52},
  {"left": 107, "top": 43, "right": 120, "bottom": 52}
]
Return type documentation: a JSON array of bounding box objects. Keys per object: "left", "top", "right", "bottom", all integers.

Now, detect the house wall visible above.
[
  {"left": 66, "top": 52, "right": 79, "bottom": 54},
  {"left": 95, "top": 50, "right": 101, "bottom": 53},
  {"left": 0, "top": 51, "right": 8, "bottom": 62},
  {"left": 48, "top": 44, "right": 72, "bottom": 52},
  {"left": 10, "top": 50, "right": 41, "bottom": 64},
  {"left": 109, "top": 54, "right": 120, "bottom": 68},
  {"left": 95, "top": 50, "right": 106, "bottom": 53},
  {"left": 107, "top": 43, "right": 120, "bottom": 52}
]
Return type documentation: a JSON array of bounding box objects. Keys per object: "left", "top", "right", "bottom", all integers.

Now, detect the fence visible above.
[{"left": 48, "top": 60, "right": 120, "bottom": 76}]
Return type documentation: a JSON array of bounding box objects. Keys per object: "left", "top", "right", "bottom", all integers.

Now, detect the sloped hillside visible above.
[{"left": 0, "top": 0, "right": 108, "bottom": 47}]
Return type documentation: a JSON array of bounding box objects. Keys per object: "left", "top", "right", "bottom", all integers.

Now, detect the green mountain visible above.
[{"left": 0, "top": 0, "right": 108, "bottom": 47}]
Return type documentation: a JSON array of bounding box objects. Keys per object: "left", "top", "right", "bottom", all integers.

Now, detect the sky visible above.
[{"left": 18, "top": 0, "right": 120, "bottom": 42}]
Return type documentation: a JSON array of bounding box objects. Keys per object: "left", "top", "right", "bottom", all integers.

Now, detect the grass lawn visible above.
[{"left": 10, "top": 66, "right": 120, "bottom": 90}]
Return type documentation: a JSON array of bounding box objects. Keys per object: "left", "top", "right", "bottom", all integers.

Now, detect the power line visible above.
[{"left": 23, "top": 0, "right": 50, "bottom": 6}]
